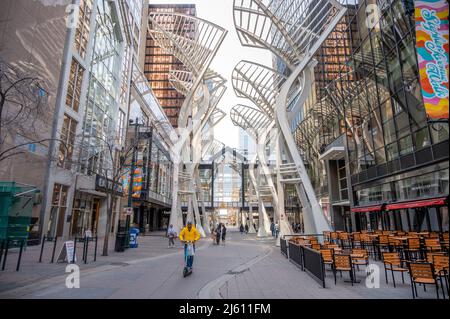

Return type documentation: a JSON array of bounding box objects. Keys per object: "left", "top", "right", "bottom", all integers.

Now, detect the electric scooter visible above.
[{"left": 183, "top": 241, "right": 194, "bottom": 277}]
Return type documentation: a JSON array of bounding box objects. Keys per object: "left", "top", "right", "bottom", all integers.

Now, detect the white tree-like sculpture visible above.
[
  {"left": 232, "top": 0, "right": 347, "bottom": 240},
  {"left": 230, "top": 104, "right": 275, "bottom": 236},
  {"left": 148, "top": 12, "right": 227, "bottom": 235},
  {"left": 170, "top": 69, "right": 227, "bottom": 237}
]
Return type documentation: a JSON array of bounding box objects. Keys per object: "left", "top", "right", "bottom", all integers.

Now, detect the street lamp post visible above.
[{"left": 123, "top": 117, "right": 140, "bottom": 248}]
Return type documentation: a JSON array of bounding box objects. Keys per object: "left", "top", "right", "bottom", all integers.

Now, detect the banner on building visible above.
[
  {"left": 121, "top": 168, "right": 143, "bottom": 198},
  {"left": 122, "top": 168, "right": 131, "bottom": 195},
  {"left": 414, "top": 0, "right": 449, "bottom": 119},
  {"left": 132, "top": 168, "right": 143, "bottom": 198}
]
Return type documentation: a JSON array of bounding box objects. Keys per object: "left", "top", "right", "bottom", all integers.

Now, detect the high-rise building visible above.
[
  {"left": 238, "top": 128, "right": 257, "bottom": 159},
  {"left": 145, "top": 4, "right": 197, "bottom": 127},
  {"left": 0, "top": 0, "right": 175, "bottom": 242},
  {"left": 291, "top": 0, "right": 449, "bottom": 233}
]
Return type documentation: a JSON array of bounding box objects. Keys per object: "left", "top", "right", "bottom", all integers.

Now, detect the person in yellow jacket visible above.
[{"left": 179, "top": 221, "right": 201, "bottom": 269}]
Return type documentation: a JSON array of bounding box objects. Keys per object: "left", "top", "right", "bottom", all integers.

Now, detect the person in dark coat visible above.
[
  {"left": 221, "top": 224, "right": 227, "bottom": 245},
  {"left": 239, "top": 224, "right": 244, "bottom": 234},
  {"left": 215, "top": 223, "right": 222, "bottom": 245},
  {"left": 245, "top": 224, "right": 249, "bottom": 233}
]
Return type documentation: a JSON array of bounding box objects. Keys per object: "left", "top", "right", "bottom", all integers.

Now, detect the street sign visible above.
[{"left": 56, "top": 241, "right": 76, "bottom": 263}]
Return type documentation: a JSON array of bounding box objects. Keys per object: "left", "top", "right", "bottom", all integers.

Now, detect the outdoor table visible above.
[{"left": 392, "top": 237, "right": 409, "bottom": 241}]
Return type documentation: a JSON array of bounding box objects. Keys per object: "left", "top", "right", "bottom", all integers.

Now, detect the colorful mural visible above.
[{"left": 415, "top": 0, "right": 449, "bottom": 119}]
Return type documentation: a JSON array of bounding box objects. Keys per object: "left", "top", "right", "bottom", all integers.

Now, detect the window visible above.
[
  {"left": 413, "top": 127, "right": 431, "bottom": 150},
  {"left": 399, "top": 135, "right": 414, "bottom": 156},
  {"left": 66, "top": 58, "right": 84, "bottom": 112},
  {"left": 338, "top": 160, "right": 348, "bottom": 200},
  {"left": 383, "top": 118, "right": 396, "bottom": 144},
  {"left": 395, "top": 112, "right": 410, "bottom": 138},
  {"left": 58, "top": 114, "right": 77, "bottom": 169},
  {"left": 430, "top": 123, "right": 449, "bottom": 145},
  {"left": 116, "top": 109, "right": 125, "bottom": 146},
  {"left": 47, "top": 184, "right": 69, "bottom": 237},
  {"left": 74, "top": 0, "right": 93, "bottom": 58},
  {"left": 386, "top": 142, "right": 399, "bottom": 161}
]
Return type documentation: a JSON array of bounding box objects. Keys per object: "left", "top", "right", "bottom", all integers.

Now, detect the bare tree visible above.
[
  {"left": 74, "top": 127, "right": 146, "bottom": 256},
  {"left": 0, "top": 58, "right": 50, "bottom": 162}
]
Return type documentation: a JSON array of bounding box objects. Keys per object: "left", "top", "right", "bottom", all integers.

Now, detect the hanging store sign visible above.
[
  {"left": 132, "top": 168, "right": 143, "bottom": 198},
  {"left": 414, "top": 0, "right": 449, "bottom": 119},
  {"left": 122, "top": 168, "right": 143, "bottom": 198},
  {"left": 122, "top": 168, "right": 130, "bottom": 195}
]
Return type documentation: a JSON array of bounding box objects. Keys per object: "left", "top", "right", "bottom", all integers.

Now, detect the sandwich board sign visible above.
[{"left": 57, "top": 240, "right": 77, "bottom": 263}]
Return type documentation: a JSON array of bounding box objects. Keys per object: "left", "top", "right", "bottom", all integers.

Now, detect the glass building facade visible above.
[
  {"left": 145, "top": 4, "right": 197, "bottom": 127},
  {"left": 294, "top": 0, "right": 448, "bottom": 232}
]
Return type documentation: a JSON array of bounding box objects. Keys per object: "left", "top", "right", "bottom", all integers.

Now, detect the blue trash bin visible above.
[{"left": 129, "top": 227, "right": 139, "bottom": 248}]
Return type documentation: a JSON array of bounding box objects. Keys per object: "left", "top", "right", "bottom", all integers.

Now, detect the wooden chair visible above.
[
  {"left": 388, "top": 237, "right": 404, "bottom": 256},
  {"left": 351, "top": 249, "right": 369, "bottom": 271},
  {"left": 382, "top": 252, "right": 408, "bottom": 287},
  {"left": 311, "top": 243, "right": 321, "bottom": 251},
  {"left": 376, "top": 235, "right": 390, "bottom": 259},
  {"left": 352, "top": 232, "right": 362, "bottom": 249},
  {"left": 309, "top": 237, "right": 319, "bottom": 246},
  {"left": 432, "top": 255, "right": 449, "bottom": 297},
  {"left": 408, "top": 262, "right": 442, "bottom": 299},
  {"left": 339, "top": 232, "right": 351, "bottom": 249},
  {"left": 330, "top": 232, "right": 338, "bottom": 243},
  {"left": 405, "top": 237, "right": 423, "bottom": 261},
  {"left": 361, "top": 233, "right": 375, "bottom": 258},
  {"left": 425, "top": 238, "right": 442, "bottom": 253},
  {"left": 320, "top": 249, "right": 334, "bottom": 273},
  {"left": 332, "top": 254, "right": 355, "bottom": 285},
  {"left": 408, "top": 232, "right": 419, "bottom": 238},
  {"left": 426, "top": 252, "right": 446, "bottom": 263}
]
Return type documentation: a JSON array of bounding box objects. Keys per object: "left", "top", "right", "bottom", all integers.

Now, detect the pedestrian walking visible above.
[
  {"left": 215, "top": 223, "right": 222, "bottom": 245},
  {"left": 167, "top": 224, "right": 176, "bottom": 248},
  {"left": 275, "top": 222, "right": 280, "bottom": 238},
  {"left": 211, "top": 226, "right": 217, "bottom": 244},
  {"left": 245, "top": 224, "right": 249, "bottom": 234},
  {"left": 221, "top": 224, "right": 227, "bottom": 245},
  {"left": 239, "top": 224, "right": 244, "bottom": 234},
  {"left": 270, "top": 221, "right": 275, "bottom": 237}
]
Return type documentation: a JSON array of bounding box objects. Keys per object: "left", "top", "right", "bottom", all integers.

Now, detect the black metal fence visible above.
[
  {"left": 288, "top": 242, "right": 303, "bottom": 268},
  {"left": 0, "top": 238, "right": 26, "bottom": 271},
  {"left": 39, "top": 235, "right": 98, "bottom": 264},
  {"left": 301, "top": 245, "right": 326, "bottom": 288},
  {"left": 281, "top": 235, "right": 326, "bottom": 288},
  {"left": 280, "top": 238, "right": 288, "bottom": 257}
]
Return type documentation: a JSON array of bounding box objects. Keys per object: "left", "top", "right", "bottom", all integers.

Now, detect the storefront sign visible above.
[
  {"left": 96, "top": 174, "right": 123, "bottom": 195},
  {"left": 414, "top": 0, "right": 449, "bottom": 119}
]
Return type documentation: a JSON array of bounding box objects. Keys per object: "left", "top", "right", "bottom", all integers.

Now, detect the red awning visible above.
[
  {"left": 351, "top": 205, "right": 383, "bottom": 213},
  {"left": 386, "top": 197, "right": 447, "bottom": 211}
]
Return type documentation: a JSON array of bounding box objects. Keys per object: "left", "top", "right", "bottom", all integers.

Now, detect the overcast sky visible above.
[{"left": 149, "top": 0, "right": 273, "bottom": 149}]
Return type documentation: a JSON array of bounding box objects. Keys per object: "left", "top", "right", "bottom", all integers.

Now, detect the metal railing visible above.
[{"left": 281, "top": 234, "right": 326, "bottom": 288}]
